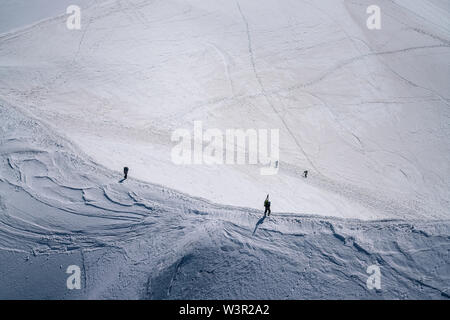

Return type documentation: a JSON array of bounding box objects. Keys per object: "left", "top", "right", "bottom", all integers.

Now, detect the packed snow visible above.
[{"left": 0, "top": 0, "right": 449, "bottom": 299}]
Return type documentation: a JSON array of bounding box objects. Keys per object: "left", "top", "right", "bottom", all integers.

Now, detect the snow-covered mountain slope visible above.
[
  {"left": 0, "top": 101, "right": 449, "bottom": 299},
  {"left": 0, "top": 0, "right": 449, "bottom": 218}
]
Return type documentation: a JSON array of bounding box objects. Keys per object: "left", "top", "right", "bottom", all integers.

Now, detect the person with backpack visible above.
[
  {"left": 264, "top": 194, "right": 271, "bottom": 216},
  {"left": 123, "top": 167, "right": 129, "bottom": 180}
]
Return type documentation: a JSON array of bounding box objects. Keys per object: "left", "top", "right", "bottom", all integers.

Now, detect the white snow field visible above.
[{"left": 0, "top": 0, "right": 449, "bottom": 299}]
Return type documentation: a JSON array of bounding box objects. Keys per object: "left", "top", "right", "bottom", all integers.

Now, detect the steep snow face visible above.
[
  {"left": 0, "top": 0, "right": 449, "bottom": 219},
  {"left": 1, "top": 101, "right": 449, "bottom": 299}
]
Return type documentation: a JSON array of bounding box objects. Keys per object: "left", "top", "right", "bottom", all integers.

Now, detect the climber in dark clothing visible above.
[
  {"left": 123, "top": 167, "right": 129, "bottom": 180},
  {"left": 303, "top": 170, "right": 308, "bottom": 178},
  {"left": 264, "top": 194, "right": 271, "bottom": 216}
]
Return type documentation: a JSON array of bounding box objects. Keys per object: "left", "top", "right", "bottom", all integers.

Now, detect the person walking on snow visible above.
[
  {"left": 264, "top": 194, "right": 271, "bottom": 216},
  {"left": 123, "top": 167, "right": 129, "bottom": 180}
]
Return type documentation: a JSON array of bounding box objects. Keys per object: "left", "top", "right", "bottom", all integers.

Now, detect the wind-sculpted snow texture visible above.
[{"left": 0, "top": 102, "right": 448, "bottom": 299}]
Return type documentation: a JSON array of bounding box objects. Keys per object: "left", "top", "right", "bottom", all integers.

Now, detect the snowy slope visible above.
[
  {"left": 0, "top": 0, "right": 449, "bottom": 299},
  {"left": 0, "top": 0, "right": 449, "bottom": 218},
  {"left": 0, "top": 100, "right": 448, "bottom": 299},
  {"left": 0, "top": 0, "right": 93, "bottom": 34}
]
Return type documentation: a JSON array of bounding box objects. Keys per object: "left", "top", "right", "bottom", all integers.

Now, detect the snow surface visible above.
[
  {"left": 1, "top": 0, "right": 449, "bottom": 218},
  {"left": 0, "top": 0, "right": 93, "bottom": 34},
  {"left": 0, "top": 0, "right": 449, "bottom": 299},
  {"left": 0, "top": 100, "right": 449, "bottom": 299}
]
